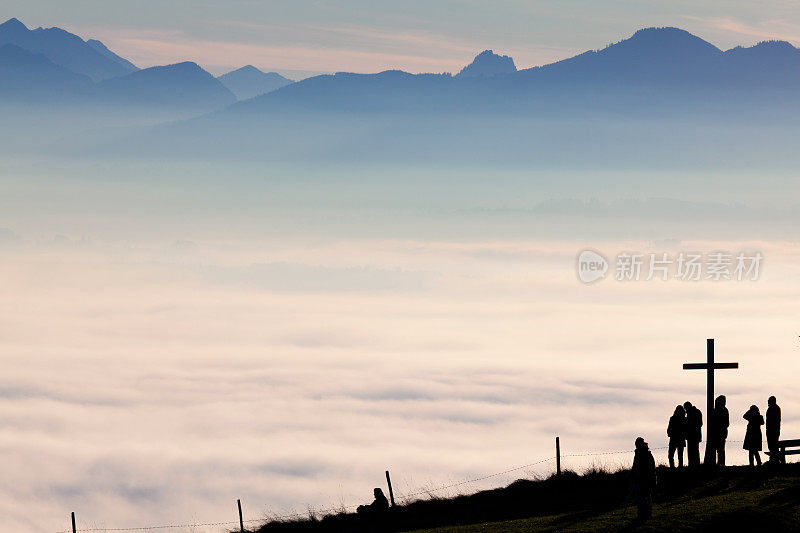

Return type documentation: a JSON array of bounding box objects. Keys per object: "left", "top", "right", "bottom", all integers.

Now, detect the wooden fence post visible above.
[
  {"left": 237, "top": 499, "right": 244, "bottom": 533},
  {"left": 556, "top": 436, "right": 561, "bottom": 476},
  {"left": 71, "top": 512, "right": 76, "bottom": 533},
  {"left": 385, "top": 470, "right": 396, "bottom": 507}
]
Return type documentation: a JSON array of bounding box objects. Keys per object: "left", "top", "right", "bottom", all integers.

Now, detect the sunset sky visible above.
[{"left": 6, "top": 0, "right": 800, "bottom": 75}]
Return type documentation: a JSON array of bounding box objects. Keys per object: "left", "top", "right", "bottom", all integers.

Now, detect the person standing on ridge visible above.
[
  {"left": 631, "top": 437, "right": 657, "bottom": 521},
  {"left": 667, "top": 405, "right": 687, "bottom": 468},
  {"left": 744, "top": 405, "right": 765, "bottom": 466},
  {"left": 684, "top": 401, "right": 703, "bottom": 467},
  {"left": 712, "top": 395, "right": 730, "bottom": 466},
  {"left": 767, "top": 396, "right": 783, "bottom": 464}
]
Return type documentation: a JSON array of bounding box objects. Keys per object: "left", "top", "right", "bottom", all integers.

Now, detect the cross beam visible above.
[{"left": 683, "top": 338, "right": 738, "bottom": 465}]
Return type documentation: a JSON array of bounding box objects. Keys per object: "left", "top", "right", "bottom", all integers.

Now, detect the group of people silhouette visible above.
[
  {"left": 630, "top": 395, "right": 785, "bottom": 521},
  {"left": 666, "top": 395, "right": 783, "bottom": 468}
]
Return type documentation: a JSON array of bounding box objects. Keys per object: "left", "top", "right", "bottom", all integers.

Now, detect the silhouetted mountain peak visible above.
[
  {"left": 723, "top": 39, "right": 800, "bottom": 70},
  {"left": 0, "top": 17, "right": 137, "bottom": 81},
  {"left": 727, "top": 40, "right": 798, "bottom": 55},
  {"left": 107, "top": 61, "right": 222, "bottom": 85},
  {"left": 164, "top": 61, "right": 203, "bottom": 72},
  {"left": 753, "top": 40, "right": 795, "bottom": 50},
  {"left": 615, "top": 27, "right": 721, "bottom": 57},
  {"left": 218, "top": 65, "right": 294, "bottom": 100},
  {"left": 97, "top": 61, "right": 236, "bottom": 110},
  {"left": 525, "top": 26, "right": 723, "bottom": 78},
  {"left": 457, "top": 50, "right": 517, "bottom": 77},
  {"left": 1, "top": 17, "right": 26, "bottom": 30},
  {"left": 0, "top": 17, "right": 29, "bottom": 39}
]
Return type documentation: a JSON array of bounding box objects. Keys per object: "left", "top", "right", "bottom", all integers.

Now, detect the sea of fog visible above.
[{"left": 1, "top": 157, "right": 799, "bottom": 532}]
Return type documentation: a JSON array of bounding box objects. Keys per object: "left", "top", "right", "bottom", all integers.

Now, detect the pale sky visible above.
[{"left": 6, "top": 0, "right": 800, "bottom": 75}]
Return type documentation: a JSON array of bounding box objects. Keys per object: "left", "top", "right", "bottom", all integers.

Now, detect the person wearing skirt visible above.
[{"left": 743, "top": 405, "right": 764, "bottom": 466}]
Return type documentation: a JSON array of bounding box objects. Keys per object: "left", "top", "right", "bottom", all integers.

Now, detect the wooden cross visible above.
[{"left": 683, "top": 338, "right": 738, "bottom": 464}]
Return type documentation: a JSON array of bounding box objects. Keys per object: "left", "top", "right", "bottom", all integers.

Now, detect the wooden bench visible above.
[{"left": 765, "top": 438, "right": 800, "bottom": 462}]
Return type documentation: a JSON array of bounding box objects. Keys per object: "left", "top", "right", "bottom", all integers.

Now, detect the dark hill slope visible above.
[{"left": 247, "top": 464, "right": 800, "bottom": 533}]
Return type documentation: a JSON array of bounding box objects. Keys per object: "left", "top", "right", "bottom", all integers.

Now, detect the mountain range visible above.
[
  {"left": 219, "top": 27, "right": 800, "bottom": 118},
  {"left": 0, "top": 17, "right": 293, "bottom": 112},
  {"left": 3, "top": 18, "right": 800, "bottom": 163},
  {"left": 5, "top": 19, "right": 800, "bottom": 115}
]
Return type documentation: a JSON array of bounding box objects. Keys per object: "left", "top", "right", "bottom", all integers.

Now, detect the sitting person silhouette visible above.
[
  {"left": 357, "top": 488, "right": 390, "bottom": 515},
  {"left": 743, "top": 405, "right": 764, "bottom": 466},
  {"left": 631, "top": 437, "right": 657, "bottom": 521}
]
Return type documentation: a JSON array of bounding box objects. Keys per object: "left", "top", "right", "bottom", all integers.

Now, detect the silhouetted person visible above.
[
  {"left": 767, "top": 396, "right": 783, "bottom": 464},
  {"left": 684, "top": 401, "right": 703, "bottom": 467},
  {"left": 667, "top": 405, "right": 687, "bottom": 468},
  {"left": 711, "top": 395, "right": 730, "bottom": 466},
  {"left": 743, "top": 405, "right": 764, "bottom": 466},
  {"left": 631, "top": 437, "right": 656, "bottom": 521},
  {"left": 357, "top": 487, "right": 389, "bottom": 516}
]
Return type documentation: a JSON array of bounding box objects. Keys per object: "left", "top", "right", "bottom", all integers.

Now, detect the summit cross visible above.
[{"left": 683, "top": 339, "right": 738, "bottom": 465}]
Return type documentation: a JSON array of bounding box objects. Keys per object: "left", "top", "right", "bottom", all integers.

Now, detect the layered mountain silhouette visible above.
[
  {"left": 0, "top": 18, "right": 236, "bottom": 112},
  {"left": 4, "top": 19, "right": 800, "bottom": 164},
  {"left": 456, "top": 50, "right": 516, "bottom": 77},
  {"left": 97, "top": 62, "right": 236, "bottom": 109},
  {"left": 115, "top": 26, "right": 800, "bottom": 165},
  {"left": 223, "top": 26, "right": 800, "bottom": 117},
  {"left": 0, "top": 43, "right": 93, "bottom": 97},
  {"left": 4, "top": 20, "right": 800, "bottom": 115},
  {"left": 217, "top": 65, "right": 293, "bottom": 100},
  {"left": 0, "top": 17, "right": 136, "bottom": 81}
]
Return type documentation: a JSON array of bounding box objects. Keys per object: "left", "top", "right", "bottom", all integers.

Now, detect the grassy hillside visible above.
[{"left": 251, "top": 464, "right": 800, "bottom": 533}]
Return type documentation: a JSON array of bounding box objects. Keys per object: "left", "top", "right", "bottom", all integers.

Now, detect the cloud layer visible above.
[{"left": 2, "top": 232, "right": 799, "bottom": 532}]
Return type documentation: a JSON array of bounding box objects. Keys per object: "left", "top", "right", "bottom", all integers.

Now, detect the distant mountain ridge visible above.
[
  {"left": 217, "top": 65, "right": 293, "bottom": 100},
  {"left": 223, "top": 26, "right": 800, "bottom": 117},
  {"left": 4, "top": 20, "right": 800, "bottom": 116},
  {"left": 0, "top": 17, "right": 136, "bottom": 81},
  {"left": 117, "top": 25, "right": 800, "bottom": 164}
]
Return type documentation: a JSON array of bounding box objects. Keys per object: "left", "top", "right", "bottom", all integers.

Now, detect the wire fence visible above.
[{"left": 56, "top": 440, "right": 752, "bottom": 532}]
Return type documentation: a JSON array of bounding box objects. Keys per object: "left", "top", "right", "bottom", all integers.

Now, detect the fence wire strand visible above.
[{"left": 55, "top": 444, "right": 715, "bottom": 532}]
